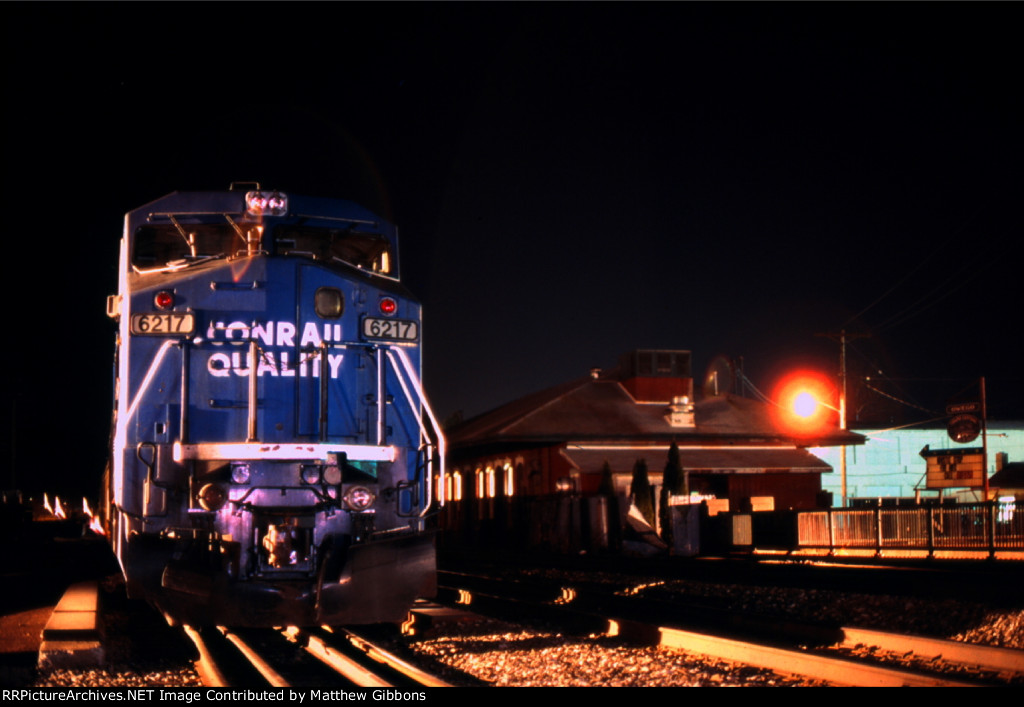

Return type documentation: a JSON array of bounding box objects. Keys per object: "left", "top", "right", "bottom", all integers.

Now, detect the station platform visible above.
[{"left": 37, "top": 581, "right": 104, "bottom": 670}]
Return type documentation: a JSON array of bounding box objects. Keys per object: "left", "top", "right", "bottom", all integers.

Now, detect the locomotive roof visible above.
[{"left": 128, "top": 190, "right": 394, "bottom": 230}]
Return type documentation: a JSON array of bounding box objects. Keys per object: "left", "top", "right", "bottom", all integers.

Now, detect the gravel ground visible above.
[{"left": 406, "top": 619, "right": 828, "bottom": 687}]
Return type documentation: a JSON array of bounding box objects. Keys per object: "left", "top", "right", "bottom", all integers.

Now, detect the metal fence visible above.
[{"left": 798, "top": 500, "right": 1024, "bottom": 554}]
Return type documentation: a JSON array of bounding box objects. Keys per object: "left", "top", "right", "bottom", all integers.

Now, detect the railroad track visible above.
[
  {"left": 183, "top": 624, "right": 455, "bottom": 689},
  {"left": 436, "top": 570, "right": 1024, "bottom": 686},
  {"left": 34, "top": 572, "right": 1023, "bottom": 687}
]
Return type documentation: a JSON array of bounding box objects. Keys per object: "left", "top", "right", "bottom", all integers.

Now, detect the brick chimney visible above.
[{"left": 618, "top": 350, "right": 694, "bottom": 403}]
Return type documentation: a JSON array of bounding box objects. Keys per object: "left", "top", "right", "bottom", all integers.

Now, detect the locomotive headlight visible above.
[
  {"left": 245, "top": 190, "right": 288, "bottom": 216},
  {"left": 343, "top": 486, "right": 375, "bottom": 511},
  {"left": 301, "top": 465, "right": 322, "bottom": 485},
  {"left": 267, "top": 192, "right": 287, "bottom": 212},
  {"left": 323, "top": 464, "right": 342, "bottom": 485},
  {"left": 248, "top": 193, "right": 267, "bottom": 212},
  {"left": 198, "top": 483, "right": 227, "bottom": 511},
  {"left": 230, "top": 464, "right": 251, "bottom": 485}
]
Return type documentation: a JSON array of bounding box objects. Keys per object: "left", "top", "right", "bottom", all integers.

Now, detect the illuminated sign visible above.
[
  {"left": 947, "top": 414, "right": 981, "bottom": 443},
  {"left": 946, "top": 402, "right": 981, "bottom": 415},
  {"left": 920, "top": 446, "right": 986, "bottom": 489},
  {"left": 945, "top": 402, "right": 982, "bottom": 444}
]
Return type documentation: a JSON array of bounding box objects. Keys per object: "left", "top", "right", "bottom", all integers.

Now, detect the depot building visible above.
[{"left": 442, "top": 350, "right": 863, "bottom": 513}]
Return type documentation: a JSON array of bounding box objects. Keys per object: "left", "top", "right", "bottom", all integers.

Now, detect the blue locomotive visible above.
[{"left": 103, "top": 185, "right": 445, "bottom": 626}]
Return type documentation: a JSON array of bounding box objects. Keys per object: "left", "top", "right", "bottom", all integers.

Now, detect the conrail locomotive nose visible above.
[{"left": 102, "top": 185, "right": 444, "bottom": 626}]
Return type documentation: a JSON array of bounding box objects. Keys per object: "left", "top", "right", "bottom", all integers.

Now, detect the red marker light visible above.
[
  {"left": 154, "top": 291, "right": 174, "bottom": 310},
  {"left": 379, "top": 297, "right": 397, "bottom": 315}
]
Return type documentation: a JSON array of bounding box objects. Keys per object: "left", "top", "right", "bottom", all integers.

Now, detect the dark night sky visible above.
[{"left": 3, "top": 3, "right": 1022, "bottom": 495}]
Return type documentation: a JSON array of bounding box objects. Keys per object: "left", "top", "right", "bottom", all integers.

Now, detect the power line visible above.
[
  {"left": 843, "top": 183, "right": 1017, "bottom": 334},
  {"left": 842, "top": 253, "right": 933, "bottom": 329},
  {"left": 736, "top": 369, "right": 772, "bottom": 404},
  {"left": 863, "top": 380, "right": 938, "bottom": 415},
  {"left": 869, "top": 246, "right": 996, "bottom": 334},
  {"left": 846, "top": 339, "right": 933, "bottom": 413}
]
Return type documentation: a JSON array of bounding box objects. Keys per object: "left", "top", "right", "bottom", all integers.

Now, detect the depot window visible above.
[
  {"left": 445, "top": 470, "right": 463, "bottom": 502},
  {"left": 504, "top": 463, "right": 515, "bottom": 497},
  {"left": 476, "top": 468, "right": 488, "bottom": 499}
]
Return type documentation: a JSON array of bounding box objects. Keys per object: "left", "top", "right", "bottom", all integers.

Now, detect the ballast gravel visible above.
[{"left": 406, "top": 620, "right": 827, "bottom": 687}]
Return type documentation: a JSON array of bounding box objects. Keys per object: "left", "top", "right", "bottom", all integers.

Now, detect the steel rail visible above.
[
  {"left": 840, "top": 626, "right": 1024, "bottom": 675},
  {"left": 338, "top": 627, "right": 455, "bottom": 688},
  {"left": 657, "top": 625, "right": 975, "bottom": 687},
  {"left": 182, "top": 625, "right": 228, "bottom": 688},
  {"left": 280, "top": 626, "right": 454, "bottom": 688},
  {"left": 292, "top": 629, "right": 395, "bottom": 688},
  {"left": 218, "top": 627, "right": 291, "bottom": 687},
  {"left": 186, "top": 622, "right": 454, "bottom": 688}
]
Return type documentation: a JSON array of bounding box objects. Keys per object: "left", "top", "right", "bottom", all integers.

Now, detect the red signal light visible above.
[
  {"left": 793, "top": 391, "right": 819, "bottom": 418},
  {"left": 772, "top": 370, "right": 836, "bottom": 437},
  {"left": 154, "top": 291, "right": 174, "bottom": 310},
  {"left": 379, "top": 297, "right": 397, "bottom": 315}
]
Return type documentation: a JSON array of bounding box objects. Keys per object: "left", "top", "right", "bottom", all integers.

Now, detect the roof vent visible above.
[{"left": 666, "top": 395, "right": 695, "bottom": 428}]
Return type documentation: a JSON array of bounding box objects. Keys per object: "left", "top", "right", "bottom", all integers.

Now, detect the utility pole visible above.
[
  {"left": 981, "top": 376, "right": 989, "bottom": 501},
  {"left": 817, "top": 330, "right": 869, "bottom": 507},
  {"left": 839, "top": 331, "right": 848, "bottom": 507}
]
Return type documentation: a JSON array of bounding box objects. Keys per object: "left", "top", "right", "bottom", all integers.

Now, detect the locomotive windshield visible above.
[
  {"left": 131, "top": 223, "right": 394, "bottom": 276},
  {"left": 132, "top": 223, "right": 250, "bottom": 271},
  {"left": 273, "top": 225, "right": 393, "bottom": 275}
]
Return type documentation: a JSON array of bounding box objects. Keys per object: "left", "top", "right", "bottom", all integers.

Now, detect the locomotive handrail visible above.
[
  {"left": 248, "top": 340, "right": 259, "bottom": 442},
  {"left": 136, "top": 442, "right": 170, "bottom": 518},
  {"left": 115, "top": 339, "right": 177, "bottom": 453},
  {"left": 111, "top": 339, "right": 178, "bottom": 523},
  {"left": 384, "top": 347, "right": 447, "bottom": 513}
]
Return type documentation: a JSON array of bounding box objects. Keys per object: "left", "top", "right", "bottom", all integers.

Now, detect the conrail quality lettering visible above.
[{"left": 203, "top": 320, "right": 345, "bottom": 379}]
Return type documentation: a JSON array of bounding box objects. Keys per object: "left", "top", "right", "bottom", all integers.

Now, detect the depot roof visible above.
[{"left": 447, "top": 372, "right": 864, "bottom": 453}]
